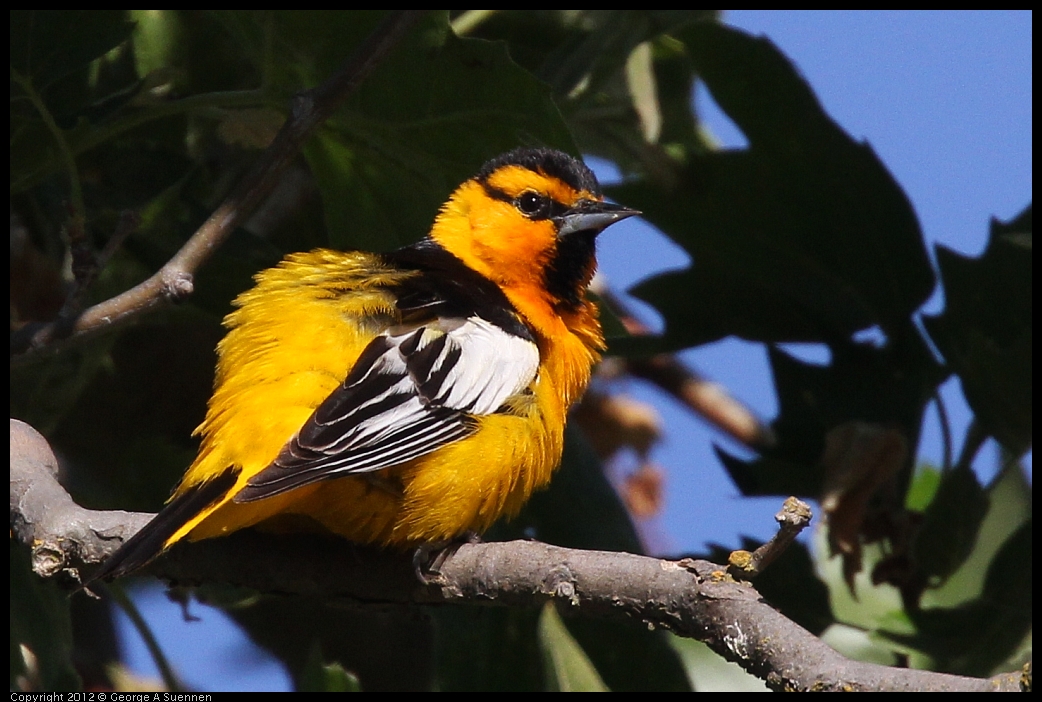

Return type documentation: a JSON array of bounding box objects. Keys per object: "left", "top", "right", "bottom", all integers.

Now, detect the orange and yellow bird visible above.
[{"left": 89, "top": 147, "right": 637, "bottom": 582}]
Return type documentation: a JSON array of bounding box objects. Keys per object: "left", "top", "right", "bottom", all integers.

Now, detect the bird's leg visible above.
[{"left": 412, "top": 531, "right": 482, "bottom": 584}]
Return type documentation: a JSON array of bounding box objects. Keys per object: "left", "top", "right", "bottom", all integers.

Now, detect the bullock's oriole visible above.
[{"left": 88, "top": 147, "right": 637, "bottom": 582}]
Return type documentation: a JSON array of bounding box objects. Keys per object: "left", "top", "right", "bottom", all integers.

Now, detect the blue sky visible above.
[{"left": 116, "top": 11, "right": 1032, "bottom": 691}]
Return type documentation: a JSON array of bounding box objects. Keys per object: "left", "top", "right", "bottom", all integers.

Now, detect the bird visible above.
[{"left": 86, "top": 147, "right": 638, "bottom": 584}]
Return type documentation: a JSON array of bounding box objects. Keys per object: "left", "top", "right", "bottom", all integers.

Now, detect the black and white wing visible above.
[{"left": 234, "top": 316, "right": 539, "bottom": 502}]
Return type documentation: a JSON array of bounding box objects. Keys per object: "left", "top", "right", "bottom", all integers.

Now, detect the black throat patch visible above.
[{"left": 544, "top": 230, "right": 597, "bottom": 312}]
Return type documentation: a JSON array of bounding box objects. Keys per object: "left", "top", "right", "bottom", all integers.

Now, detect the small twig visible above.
[
  {"left": 55, "top": 210, "right": 141, "bottom": 325},
  {"left": 728, "top": 496, "right": 813, "bottom": 578},
  {"left": 954, "top": 419, "right": 987, "bottom": 473},
  {"left": 597, "top": 285, "right": 775, "bottom": 450},
  {"left": 932, "top": 387, "right": 954, "bottom": 471},
  {"left": 11, "top": 11, "right": 427, "bottom": 363},
  {"left": 627, "top": 354, "right": 775, "bottom": 449}
]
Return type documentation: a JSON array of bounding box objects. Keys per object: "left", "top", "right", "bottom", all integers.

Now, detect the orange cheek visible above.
[{"left": 471, "top": 217, "right": 556, "bottom": 284}]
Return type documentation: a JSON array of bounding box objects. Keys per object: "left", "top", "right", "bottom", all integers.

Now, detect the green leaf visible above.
[
  {"left": 668, "top": 636, "right": 768, "bottom": 692},
  {"left": 458, "top": 11, "right": 718, "bottom": 172},
  {"left": 887, "top": 521, "right": 1032, "bottom": 676},
  {"left": 295, "top": 14, "right": 579, "bottom": 251},
  {"left": 128, "top": 10, "right": 185, "bottom": 80},
  {"left": 299, "top": 642, "right": 362, "bottom": 692},
  {"left": 433, "top": 607, "right": 544, "bottom": 691},
  {"left": 904, "top": 464, "right": 942, "bottom": 512},
  {"left": 841, "top": 464, "right": 1032, "bottom": 675},
  {"left": 10, "top": 10, "right": 134, "bottom": 89},
  {"left": 10, "top": 336, "right": 120, "bottom": 438},
  {"left": 927, "top": 463, "right": 1032, "bottom": 608},
  {"left": 538, "top": 603, "right": 609, "bottom": 692},
  {"left": 613, "top": 23, "right": 933, "bottom": 350},
  {"left": 10, "top": 11, "right": 136, "bottom": 190},
  {"left": 719, "top": 337, "right": 945, "bottom": 497},
  {"left": 922, "top": 205, "right": 1032, "bottom": 456}
]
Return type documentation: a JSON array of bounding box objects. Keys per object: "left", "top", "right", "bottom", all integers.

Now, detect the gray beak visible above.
[{"left": 555, "top": 200, "right": 640, "bottom": 238}]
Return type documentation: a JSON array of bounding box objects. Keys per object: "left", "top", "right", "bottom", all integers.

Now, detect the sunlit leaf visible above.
[{"left": 538, "top": 603, "right": 609, "bottom": 692}]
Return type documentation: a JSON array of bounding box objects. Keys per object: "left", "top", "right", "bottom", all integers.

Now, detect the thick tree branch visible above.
[
  {"left": 10, "top": 419, "right": 1022, "bottom": 692},
  {"left": 10, "top": 11, "right": 427, "bottom": 362},
  {"left": 10, "top": 419, "right": 154, "bottom": 576}
]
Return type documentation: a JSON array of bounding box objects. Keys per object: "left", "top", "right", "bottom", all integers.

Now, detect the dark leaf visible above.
[
  {"left": 615, "top": 23, "right": 933, "bottom": 350},
  {"left": 296, "top": 14, "right": 578, "bottom": 251},
  {"left": 10, "top": 10, "right": 134, "bottom": 89},
  {"left": 719, "top": 337, "right": 945, "bottom": 498},
  {"left": 922, "top": 205, "right": 1032, "bottom": 456},
  {"left": 910, "top": 467, "right": 989, "bottom": 591},
  {"left": 887, "top": 521, "right": 1032, "bottom": 677}
]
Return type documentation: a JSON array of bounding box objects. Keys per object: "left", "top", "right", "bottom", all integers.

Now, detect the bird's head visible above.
[{"left": 430, "top": 148, "right": 638, "bottom": 311}]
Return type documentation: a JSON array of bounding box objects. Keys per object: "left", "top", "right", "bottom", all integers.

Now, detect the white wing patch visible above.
[
  {"left": 417, "top": 316, "right": 537, "bottom": 414},
  {"left": 235, "top": 316, "right": 539, "bottom": 502}
]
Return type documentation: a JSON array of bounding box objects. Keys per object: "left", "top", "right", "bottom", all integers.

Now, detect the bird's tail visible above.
[{"left": 82, "top": 470, "right": 238, "bottom": 587}]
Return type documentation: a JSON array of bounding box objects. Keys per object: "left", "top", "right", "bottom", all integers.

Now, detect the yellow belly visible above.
[
  {"left": 180, "top": 381, "right": 562, "bottom": 547},
  {"left": 162, "top": 248, "right": 590, "bottom": 549}
]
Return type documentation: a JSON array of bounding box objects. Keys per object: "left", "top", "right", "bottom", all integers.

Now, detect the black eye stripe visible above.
[
  {"left": 479, "top": 181, "right": 571, "bottom": 221},
  {"left": 479, "top": 180, "right": 514, "bottom": 205}
]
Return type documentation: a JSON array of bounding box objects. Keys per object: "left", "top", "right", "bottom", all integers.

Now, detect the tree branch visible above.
[
  {"left": 9, "top": 419, "right": 1021, "bottom": 692},
  {"left": 595, "top": 286, "right": 775, "bottom": 451},
  {"left": 10, "top": 10, "right": 427, "bottom": 362}
]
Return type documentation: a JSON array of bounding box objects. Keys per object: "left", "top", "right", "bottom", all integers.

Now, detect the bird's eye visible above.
[{"left": 516, "top": 191, "right": 548, "bottom": 218}]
